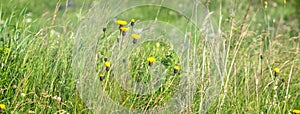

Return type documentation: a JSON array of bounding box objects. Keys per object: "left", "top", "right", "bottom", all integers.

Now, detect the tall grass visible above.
[{"left": 0, "top": 0, "right": 299, "bottom": 113}]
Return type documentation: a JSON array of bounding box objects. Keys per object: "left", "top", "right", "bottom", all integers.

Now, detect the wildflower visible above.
[
  {"left": 0, "top": 104, "right": 6, "bottom": 111},
  {"left": 264, "top": 1, "right": 268, "bottom": 9},
  {"left": 120, "top": 27, "right": 129, "bottom": 32},
  {"left": 105, "top": 62, "right": 110, "bottom": 71},
  {"left": 102, "top": 28, "right": 107, "bottom": 33},
  {"left": 131, "top": 34, "right": 141, "bottom": 44},
  {"left": 104, "top": 57, "right": 108, "bottom": 62},
  {"left": 116, "top": 20, "right": 128, "bottom": 26},
  {"left": 173, "top": 66, "right": 180, "bottom": 74},
  {"left": 273, "top": 68, "right": 279, "bottom": 77},
  {"left": 120, "top": 27, "right": 129, "bottom": 36},
  {"left": 293, "top": 110, "right": 300, "bottom": 114},
  {"left": 130, "top": 19, "right": 135, "bottom": 26},
  {"left": 99, "top": 75, "right": 104, "bottom": 81},
  {"left": 147, "top": 57, "right": 156, "bottom": 66}
]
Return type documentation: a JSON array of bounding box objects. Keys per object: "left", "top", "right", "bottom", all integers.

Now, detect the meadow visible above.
[{"left": 0, "top": 0, "right": 300, "bottom": 113}]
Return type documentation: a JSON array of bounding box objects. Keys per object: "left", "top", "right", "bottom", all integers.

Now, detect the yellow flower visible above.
[
  {"left": 173, "top": 66, "right": 180, "bottom": 74},
  {"left": 147, "top": 57, "right": 156, "bottom": 66},
  {"left": 174, "top": 66, "right": 180, "bottom": 70},
  {"left": 293, "top": 110, "right": 300, "bottom": 114},
  {"left": 116, "top": 20, "right": 127, "bottom": 26},
  {"left": 104, "top": 62, "right": 110, "bottom": 71},
  {"left": 131, "top": 34, "right": 141, "bottom": 39},
  {"left": 0, "top": 104, "right": 6, "bottom": 110},
  {"left": 273, "top": 68, "right": 279, "bottom": 73},
  {"left": 147, "top": 57, "right": 156, "bottom": 63},
  {"left": 104, "top": 62, "right": 110, "bottom": 67},
  {"left": 120, "top": 27, "right": 129, "bottom": 32},
  {"left": 130, "top": 19, "right": 135, "bottom": 26},
  {"left": 131, "top": 19, "right": 135, "bottom": 23}
]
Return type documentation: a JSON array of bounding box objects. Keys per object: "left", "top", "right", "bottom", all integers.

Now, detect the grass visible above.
[{"left": 0, "top": 0, "right": 300, "bottom": 113}]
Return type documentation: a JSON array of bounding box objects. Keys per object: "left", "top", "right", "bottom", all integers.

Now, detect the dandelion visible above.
[
  {"left": 120, "top": 27, "right": 129, "bottom": 32},
  {"left": 173, "top": 66, "right": 180, "bottom": 74},
  {"left": 117, "top": 20, "right": 128, "bottom": 26},
  {"left": 147, "top": 57, "right": 156, "bottom": 66},
  {"left": 273, "top": 67, "right": 279, "bottom": 77},
  {"left": 105, "top": 62, "right": 110, "bottom": 71},
  {"left": 120, "top": 27, "right": 129, "bottom": 36},
  {"left": 130, "top": 19, "right": 135, "bottom": 26},
  {"left": 131, "top": 34, "right": 141, "bottom": 44},
  {"left": 0, "top": 104, "right": 6, "bottom": 111},
  {"left": 293, "top": 110, "right": 300, "bottom": 114},
  {"left": 264, "top": 1, "right": 268, "bottom": 9}
]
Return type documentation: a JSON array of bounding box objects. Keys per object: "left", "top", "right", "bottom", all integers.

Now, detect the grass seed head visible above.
[{"left": 264, "top": 1, "right": 268, "bottom": 9}]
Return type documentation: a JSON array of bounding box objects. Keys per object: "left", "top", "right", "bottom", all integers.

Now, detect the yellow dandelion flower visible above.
[
  {"left": 131, "top": 19, "right": 135, "bottom": 26},
  {"left": 0, "top": 104, "right": 6, "bottom": 110},
  {"left": 147, "top": 57, "right": 156, "bottom": 66},
  {"left": 174, "top": 66, "right": 180, "bottom": 74},
  {"left": 105, "top": 62, "right": 110, "bottom": 71},
  {"left": 174, "top": 66, "right": 180, "bottom": 70},
  {"left": 147, "top": 57, "right": 156, "bottom": 63},
  {"left": 273, "top": 68, "right": 279, "bottom": 73},
  {"left": 293, "top": 110, "right": 300, "bottom": 114},
  {"left": 104, "top": 62, "right": 110, "bottom": 67},
  {"left": 131, "top": 34, "right": 141, "bottom": 39},
  {"left": 131, "top": 19, "right": 135, "bottom": 23},
  {"left": 273, "top": 67, "right": 279, "bottom": 77},
  {"left": 117, "top": 20, "right": 127, "bottom": 26},
  {"left": 120, "top": 27, "right": 129, "bottom": 32}
]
